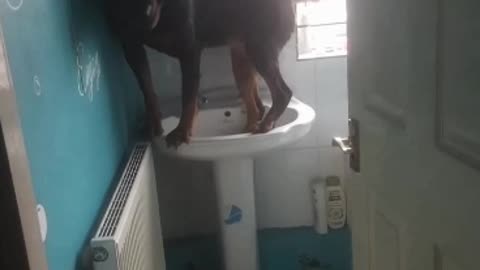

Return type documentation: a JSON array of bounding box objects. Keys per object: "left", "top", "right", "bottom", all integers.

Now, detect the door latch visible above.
[{"left": 332, "top": 118, "right": 360, "bottom": 172}]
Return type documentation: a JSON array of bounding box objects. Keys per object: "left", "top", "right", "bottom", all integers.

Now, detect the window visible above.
[{"left": 296, "top": 0, "right": 347, "bottom": 60}]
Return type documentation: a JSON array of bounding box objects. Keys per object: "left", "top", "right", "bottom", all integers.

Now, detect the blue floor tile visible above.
[{"left": 165, "top": 227, "right": 352, "bottom": 270}]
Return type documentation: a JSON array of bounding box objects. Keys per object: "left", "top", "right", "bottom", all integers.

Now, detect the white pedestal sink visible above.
[{"left": 156, "top": 96, "right": 315, "bottom": 270}]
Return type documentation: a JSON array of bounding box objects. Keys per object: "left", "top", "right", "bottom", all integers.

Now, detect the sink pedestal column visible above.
[{"left": 213, "top": 158, "right": 258, "bottom": 270}]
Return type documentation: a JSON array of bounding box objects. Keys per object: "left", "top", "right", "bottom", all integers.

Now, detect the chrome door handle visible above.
[
  {"left": 332, "top": 137, "right": 353, "bottom": 154},
  {"left": 332, "top": 118, "right": 360, "bottom": 172}
]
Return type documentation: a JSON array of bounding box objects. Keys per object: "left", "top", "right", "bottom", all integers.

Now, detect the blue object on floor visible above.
[
  {"left": 164, "top": 227, "right": 352, "bottom": 270},
  {"left": 224, "top": 205, "right": 243, "bottom": 225}
]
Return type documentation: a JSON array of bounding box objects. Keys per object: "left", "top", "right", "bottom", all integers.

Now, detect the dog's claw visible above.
[
  {"left": 244, "top": 123, "right": 259, "bottom": 134},
  {"left": 151, "top": 122, "right": 164, "bottom": 138},
  {"left": 166, "top": 128, "right": 190, "bottom": 148},
  {"left": 257, "top": 107, "right": 266, "bottom": 121},
  {"left": 146, "top": 111, "right": 163, "bottom": 139},
  {"left": 254, "top": 119, "right": 275, "bottom": 134}
]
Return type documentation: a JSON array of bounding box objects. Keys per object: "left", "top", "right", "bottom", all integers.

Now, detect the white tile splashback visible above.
[{"left": 255, "top": 147, "right": 346, "bottom": 229}]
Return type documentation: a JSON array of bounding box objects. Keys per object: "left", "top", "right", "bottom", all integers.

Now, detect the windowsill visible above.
[{"left": 297, "top": 55, "right": 347, "bottom": 62}]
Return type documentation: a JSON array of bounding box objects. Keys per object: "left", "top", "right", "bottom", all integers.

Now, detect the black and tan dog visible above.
[{"left": 107, "top": 0, "right": 295, "bottom": 147}]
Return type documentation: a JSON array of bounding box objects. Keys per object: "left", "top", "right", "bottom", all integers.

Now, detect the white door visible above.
[{"left": 344, "top": 0, "right": 480, "bottom": 269}]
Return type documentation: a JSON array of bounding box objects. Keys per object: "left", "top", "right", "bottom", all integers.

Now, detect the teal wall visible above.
[{"left": 1, "top": 0, "right": 143, "bottom": 269}]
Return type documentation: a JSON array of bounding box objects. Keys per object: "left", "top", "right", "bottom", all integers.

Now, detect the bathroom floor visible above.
[{"left": 164, "top": 227, "right": 352, "bottom": 270}]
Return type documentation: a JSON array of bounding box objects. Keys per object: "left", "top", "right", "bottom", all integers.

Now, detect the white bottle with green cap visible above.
[{"left": 326, "top": 176, "right": 346, "bottom": 230}]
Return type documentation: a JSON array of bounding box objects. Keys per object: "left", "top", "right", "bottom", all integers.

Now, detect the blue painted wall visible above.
[{"left": 1, "top": 0, "right": 143, "bottom": 269}]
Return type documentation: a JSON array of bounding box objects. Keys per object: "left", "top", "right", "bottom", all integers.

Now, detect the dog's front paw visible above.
[
  {"left": 254, "top": 119, "right": 275, "bottom": 134},
  {"left": 144, "top": 112, "right": 164, "bottom": 139},
  {"left": 165, "top": 127, "right": 190, "bottom": 148},
  {"left": 244, "top": 122, "right": 259, "bottom": 134}
]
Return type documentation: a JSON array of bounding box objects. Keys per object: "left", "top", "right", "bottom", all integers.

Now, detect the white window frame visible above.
[{"left": 295, "top": 0, "right": 348, "bottom": 60}]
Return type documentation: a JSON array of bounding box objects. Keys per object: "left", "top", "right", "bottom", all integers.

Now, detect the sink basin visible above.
[
  {"left": 158, "top": 97, "right": 315, "bottom": 160},
  {"left": 155, "top": 94, "right": 315, "bottom": 270}
]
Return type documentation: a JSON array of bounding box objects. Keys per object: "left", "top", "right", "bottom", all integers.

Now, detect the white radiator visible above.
[{"left": 91, "top": 143, "right": 166, "bottom": 270}]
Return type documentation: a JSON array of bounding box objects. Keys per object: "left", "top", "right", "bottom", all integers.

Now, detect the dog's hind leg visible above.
[
  {"left": 246, "top": 41, "right": 292, "bottom": 133},
  {"left": 253, "top": 87, "right": 265, "bottom": 121},
  {"left": 231, "top": 45, "right": 263, "bottom": 133}
]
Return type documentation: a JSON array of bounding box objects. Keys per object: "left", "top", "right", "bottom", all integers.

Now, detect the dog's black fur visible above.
[{"left": 107, "top": 0, "right": 295, "bottom": 147}]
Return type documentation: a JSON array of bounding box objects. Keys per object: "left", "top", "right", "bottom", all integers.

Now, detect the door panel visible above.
[
  {"left": 347, "top": 0, "right": 480, "bottom": 269},
  {"left": 373, "top": 212, "right": 401, "bottom": 270},
  {"left": 364, "top": 0, "right": 409, "bottom": 130},
  {"left": 435, "top": 247, "right": 468, "bottom": 270},
  {"left": 436, "top": 0, "right": 480, "bottom": 169},
  {"left": 369, "top": 194, "right": 408, "bottom": 270}
]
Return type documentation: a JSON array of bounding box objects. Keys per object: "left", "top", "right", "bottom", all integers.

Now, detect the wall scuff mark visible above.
[
  {"left": 5, "top": 0, "right": 23, "bottom": 11},
  {"left": 76, "top": 42, "right": 101, "bottom": 102},
  {"left": 33, "top": 75, "right": 41, "bottom": 96}
]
